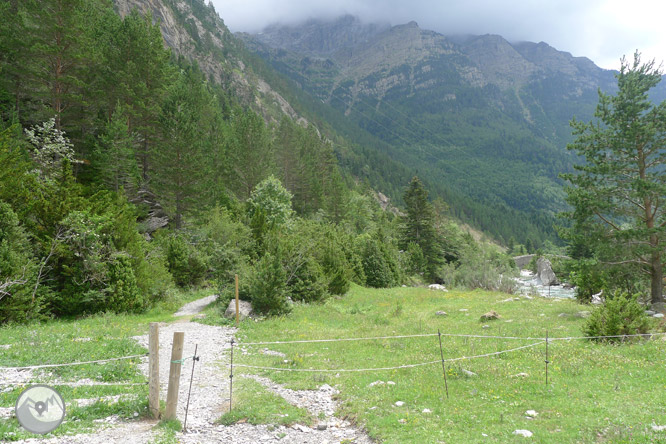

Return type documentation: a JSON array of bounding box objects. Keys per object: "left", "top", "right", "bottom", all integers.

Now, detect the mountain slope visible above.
[{"left": 241, "top": 16, "right": 660, "bottom": 244}]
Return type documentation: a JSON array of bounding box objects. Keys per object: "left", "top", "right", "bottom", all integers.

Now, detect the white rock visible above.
[
  {"left": 422, "top": 408, "right": 432, "bottom": 414},
  {"left": 398, "top": 418, "right": 407, "bottom": 424},
  {"left": 511, "top": 372, "right": 530, "bottom": 378},
  {"left": 387, "top": 381, "right": 396, "bottom": 385},
  {"left": 369, "top": 380, "right": 385, "bottom": 387},
  {"left": 395, "top": 401, "right": 405, "bottom": 407},
  {"left": 459, "top": 308, "right": 469, "bottom": 312},
  {"left": 525, "top": 410, "right": 538, "bottom": 418},
  {"left": 513, "top": 429, "right": 533, "bottom": 437},
  {"left": 428, "top": 284, "right": 448, "bottom": 291},
  {"left": 652, "top": 425, "right": 666, "bottom": 431},
  {"left": 462, "top": 369, "right": 477, "bottom": 377},
  {"left": 654, "top": 313, "right": 665, "bottom": 318}
]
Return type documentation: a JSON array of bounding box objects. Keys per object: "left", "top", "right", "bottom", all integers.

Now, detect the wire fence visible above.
[{"left": 228, "top": 329, "right": 666, "bottom": 405}]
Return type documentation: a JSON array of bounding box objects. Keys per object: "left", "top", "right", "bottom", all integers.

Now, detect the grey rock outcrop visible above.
[
  {"left": 536, "top": 257, "right": 559, "bottom": 286},
  {"left": 224, "top": 299, "right": 253, "bottom": 320}
]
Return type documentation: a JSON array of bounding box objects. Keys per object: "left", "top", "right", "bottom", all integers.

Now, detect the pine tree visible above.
[
  {"left": 401, "top": 176, "right": 443, "bottom": 281},
  {"left": 563, "top": 53, "right": 666, "bottom": 304},
  {"left": 152, "top": 69, "right": 209, "bottom": 228}
]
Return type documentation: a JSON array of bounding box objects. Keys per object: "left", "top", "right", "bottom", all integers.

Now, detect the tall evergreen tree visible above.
[
  {"left": 563, "top": 53, "right": 666, "bottom": 304},
  {"left": 227, "top": 109, "right": 273, "bottom": 200},
  {"left": 152, "top": 69, "right": 209, "bottom": 228},
  {"left": 401, "top": 176, "right": 443, "bottom": 281}
]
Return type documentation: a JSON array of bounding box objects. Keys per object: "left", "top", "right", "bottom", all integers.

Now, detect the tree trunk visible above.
[{"left": 650, "top": 250, "right": 663, "bottom": 304}]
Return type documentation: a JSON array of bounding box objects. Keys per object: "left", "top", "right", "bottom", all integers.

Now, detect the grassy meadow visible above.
[{"left": 225, "top": 285, "right": 666, "bottom": 444}]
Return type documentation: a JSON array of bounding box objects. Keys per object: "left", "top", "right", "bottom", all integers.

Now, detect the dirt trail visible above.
[{"left": 9, "top": 296, "right": 374, "bottom": 444}]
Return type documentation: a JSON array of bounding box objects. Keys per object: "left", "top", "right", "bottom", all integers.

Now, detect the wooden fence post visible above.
[
  {"left": 165, "top": 332, "right": 184, "bottom": 420},
  {"left": 149, "top": 323, "right": 160, "bottom": 419}
]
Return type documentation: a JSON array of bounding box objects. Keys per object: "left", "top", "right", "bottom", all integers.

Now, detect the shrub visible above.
[
  {"left": 163, "top": 234, "right": 208, "bottom": 287},
  {"left": 249, "top": 253, "right": 291, "bottom": 316},
  {"left": 107, "top": 254, "right": 145, "bottom": 313},
  {"left": 582, "top": 291, "right": 651, "bottom": 342},
  {"left": 287, "top": 256, "right": 327, "bottom": 303}
]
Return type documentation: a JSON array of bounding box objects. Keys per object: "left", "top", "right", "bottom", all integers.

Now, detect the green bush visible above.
[
  {"left": 583, "top": 292, "right": 651, "bottom": 342},
  {"left": 249, "top": 252, "right": 291, "bottom": 316},
  {"left": 287, "top": 256, "right": 326, "bottom": 303},
  {"left": 163, "top": 234, "right": 208, "bottom": 287},
  {"left": 107, "top": 254, "right": 145, "bottom": 313},
  {"left": 0, "top": 201, "right": 44, "bottom": 323},
  {"left": 361, "top": 238, "right": 397, "bottom": 288}
]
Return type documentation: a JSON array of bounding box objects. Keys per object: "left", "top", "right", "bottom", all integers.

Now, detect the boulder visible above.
[
  {"left": 435, "top": 311, "right": 448, "bottom": 316},
  {"left": 513, "top": 429, "right": 533, "bottom": 438},
  {"left": 652, "top": 302, "right": 666, "bottom": 313},
  {"left": 536, "top": 257, "right": 559, "bottom": 286},
  {"left": 480, "top": 310, "right": 501, "bottom": 321},
  {"left": 224, "top": 299, "right": 253, "bottom": 320},
  {"left": 428, "top": 284, "right": 448, "bottom": 291},
  {"left": 513, "top": 254, "right": 536, "bottom": 270}
]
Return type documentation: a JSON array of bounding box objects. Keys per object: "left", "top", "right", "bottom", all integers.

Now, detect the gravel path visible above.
[{"left": 7, "top": 295, "right": 375, "bottom": 443}]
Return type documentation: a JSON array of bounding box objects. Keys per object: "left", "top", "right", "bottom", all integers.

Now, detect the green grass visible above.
[
  {"left": 228, "top": 285, "right": 666, "bottom": 444},
  {"left": 0, "top": 287, "right": 213, "bottom": 441},
  {"left": 218, "top": 378, "right": 312, "bottom": 426}
]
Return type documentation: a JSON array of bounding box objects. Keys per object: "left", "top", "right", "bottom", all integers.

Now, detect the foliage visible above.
[
  {"left": 360, "top": 235, "right": 400, "bottom": 288},
  {"left": 562, "top": 53, "right": 666, "bottom": 304},
  {"left": 24, "top": 118, "right": 81, "bottom": 181},
  {"left": 249, "top": 252, "right": 291, "bottom": 316},
  {"left": 107, "top": 254, "right": 144, "bottom": 313},
  {"left": 162, "top": 233, "right": 208, "bottom": 288},
  {"left": 582, "top": 292, "right": 651, "bottom": 342},
  {"left": 0, "top": 201, "right": 43, "bottom": 323},
  {"left": 401, "top": 176, "right": 443, "bottom": 281},
  {"left": 247, "top": 175, "right": 294, "bottom": 228},
  {"left": 439, "top": 235, "right": 518, "bottom": 293}
]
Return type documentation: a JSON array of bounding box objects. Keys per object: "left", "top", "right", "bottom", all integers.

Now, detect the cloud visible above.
[{"left": 211, "top": 0, "right": 666, "bottom": 70}]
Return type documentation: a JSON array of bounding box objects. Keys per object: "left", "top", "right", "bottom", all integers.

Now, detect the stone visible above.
[
  {"left": 369, "top": 380, "right": 385, "bottom": 387},
  {"left": 574, "top": 311, "right": 591, "bottom": 318},
  {"left": 398, "top": 418, "right": 407, "bottom": 424},
  {"left": 224, "top": 299, "right": 253, "bottom": 320},
  {"left": 511, "top": 372, "right": 529, "bottom": 378},
  {"left": 422, "top": 408, "right": 432, "bottom": 414},
  {"left": 652, "top": 425, "right": 666, "bottom": 432},
  {"left": 395, "top": 401, "right": 405, "bottom": 407},
  {"left": 536, "top": 257, "right": 558, "bottom": 286},
  {"left": 513, "top": 254, "right": 536, "bottom": 269},
  {"left": 482, "top": 325, "right": 490, "bottom": 329},
  {"left": 480, "top": 310, "right": 501, "bottom": 321},
  {"left": 462, "top": 369, "right": 477, "bottom": 377},
  {"left": 645, "top": 310, "right": 657, "bottom": 316},
  {"left": 435, "top": 311, "right": 448, "bottom": 316},
  {"left": 591, "top": 290, "right": 604, "bottom": 305},
  {"left": 558, "top": 313, "right": 569, "bottom": 318},
  {"left": 652, "top": 302, "right": 666, "bottom": 313},
  {"left": 513, "top": 429, "right": 533, "bottom": 437},
  {"left": 317, "top": 423, "right": 328, "bottom": 430},
  {"left": 428, "top": 284, "right": 448, "bottom": 291},
  {"left": 387, "top": 381, "right": 396, "bottom": 385},
  {"left": 293, "top": 424, "right": 310, "bottom": 432},
  {"left": 525, "top": 410, "right": 538, "bottom": 418},
  {"left": 654, "top": 313, "right": 665, "bottom": 319}
]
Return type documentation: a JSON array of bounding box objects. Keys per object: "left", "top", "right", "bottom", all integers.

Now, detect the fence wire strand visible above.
[
  {"left": 236, "top": 331, "right": 666, "bottom": 346},
  {"left": 0, "top": 353, "right": 148, "bottom": 371},
  {"left": 233, "top": 341, "right": 545, "bottom": 373}
]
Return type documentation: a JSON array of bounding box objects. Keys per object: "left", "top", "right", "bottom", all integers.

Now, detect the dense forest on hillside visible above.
[{"left": 0, "top": 0, "right": 520, "bottom": 324}]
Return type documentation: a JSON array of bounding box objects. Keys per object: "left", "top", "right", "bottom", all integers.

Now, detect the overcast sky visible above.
[{"left": 210, "top": 0, "right": 666, "bottom": 70}]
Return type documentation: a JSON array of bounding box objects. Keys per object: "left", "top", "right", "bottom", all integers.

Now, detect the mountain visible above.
[{"left": 240, "top": 16, "right": 666, "bottom": 244}]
